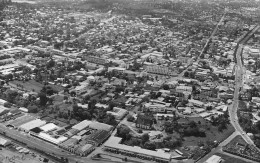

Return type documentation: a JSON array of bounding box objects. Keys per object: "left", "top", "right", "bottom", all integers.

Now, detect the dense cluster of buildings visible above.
[
  {"left": 0, "top": 0, "right": 259, "bottom": 163},
  {"left": 3, "top": 110, "right": 113, "bottom": 156}
]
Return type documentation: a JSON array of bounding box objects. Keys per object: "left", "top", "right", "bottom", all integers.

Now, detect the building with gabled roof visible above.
[
  {"left": 104, "top": 136, "right": 171, "bottom": 163},
  {"left": 136, "top": 114, "right": 154, "bottom": 130}
]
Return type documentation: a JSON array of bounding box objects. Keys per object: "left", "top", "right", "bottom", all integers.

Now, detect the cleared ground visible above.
[
  {"left": 0, "top": 148, "right": 43, "bottom": 163},
  {"left": 183, "top": 124, "right": 235, "bottom": 146},
  {"left": 9, "top": 80, "right": 63, "bottom": 93}
]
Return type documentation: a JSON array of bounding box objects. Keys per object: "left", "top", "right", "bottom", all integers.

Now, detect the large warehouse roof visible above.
[
  {"left": 38, "top": 132, "right": 67, "bottom": 145},
  {"left": 40, "top": 123, "right": 58, "bottom": 132},
  {"left": 0, "top": 105, "right": 9, "bottom": 115},
  {"left": 0, "top": 137, "right": 11, "bottom": 146},
  {"left": 19, "top": 119, "right": 46, "bottom": 131},
  {"left": 0, "top": 99, "right": 7, "bottom": 105},
  {"left": 9, "top": 115, "right": 35, "bottom": 127},
  {"left": 89, "top": 122, "right": 113, "bottom": 131},
  {"left": 72, "top": 120, "right": 92, "bottom": 131}
]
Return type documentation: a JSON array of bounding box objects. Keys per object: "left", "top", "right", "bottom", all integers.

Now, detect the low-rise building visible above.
[
  {"left": 176, "top": 85, "right": 192, "bottom": 92},
  {"left": 136, "top": 114, "right": 154, "bottom": 130},
  {"left": 0, "top": 137, "right": 11, "bottom": 147},
  {"left": 189, "top": 99, "right": 204, "bottom": 108},
  {"left": 107, "top": 107, "right": 128, "bottom": 120},
  {"left": 104, "top": 136, "right": 171, "bottom": 163},
  {"left": 204, "top": 155, "right": 223, "bottom": 163}
]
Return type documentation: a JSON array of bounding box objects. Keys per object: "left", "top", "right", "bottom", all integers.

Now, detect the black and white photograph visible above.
[{"left": 0, "top": 0, "right": 260, "bottom": 163}]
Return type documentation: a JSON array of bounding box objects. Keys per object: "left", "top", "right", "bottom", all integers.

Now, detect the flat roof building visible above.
[
  {"left": 0, "top": 99, "right": 7, "bottom": 105},
  {"left": 40, "top": 123, "right": 59, "bottom": 132},
  {"left": 189, "top": 99, "right": 204, "bottom": 107},
  {"left": 107, "top": 107, "right": 128, "bottom": 120},
  {"left": 0, "top": 137, "right": 11, "bottom": 147},
  {"left": 72, "top": 120, "right": 92, "bottom": 131},
  {"left": 204, "top": 155, "right": 223, "bottom": 163},
  {"left": 104, "top": 136, "right": 171, "bottom": 163},
  {"left": 0, "top": 105, "right": 9, "bottom": 116},
  {"left": 89, "top": 122, "right": 113, "bottom": 132},
  {"left": 37, "top": 132, "right": 68, "bottom": 145},
  {"left": 19, "top": 119, "right": 46, "bottom": 132},
  {"left": 8, "top": 115, "right": 36, "bottom": 128}
]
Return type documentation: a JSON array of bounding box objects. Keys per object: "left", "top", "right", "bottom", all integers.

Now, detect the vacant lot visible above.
[
  {"left": 10, "top": 80, "right": 43, "bottom": 93},
  {"left": 0, "top": 148, "right": 43, "bottom": 163},
  {"left": 10, "top": 80, "right": 63, "bottom": 93},
  {"left": 183, "top": 124, "right": 235, "bottom": 146}
]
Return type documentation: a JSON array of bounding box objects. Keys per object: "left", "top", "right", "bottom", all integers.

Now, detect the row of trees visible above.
[{"left": 116, "top": 124, "right": 182, "bottom": 150}]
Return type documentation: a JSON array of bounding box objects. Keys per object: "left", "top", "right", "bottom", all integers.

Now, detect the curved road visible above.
[{"left": 198, "top": 25, "right": 260, "bottom": 163}]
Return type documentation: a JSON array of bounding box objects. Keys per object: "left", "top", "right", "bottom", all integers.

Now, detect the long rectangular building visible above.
[
  {"left": 19, "top": 119, "right": 46, "bottom": 132},
  {"left": 146, "top": 65, "right": 169, "bottom": 75},
  {"left": 72, "top": 120, "right": 92, "bottom": 131},
  {"left": 8, "top": 115, "right": 36, "bottom": 128},
  {"left": 104, "top": 136, "right": 171, "bottom": 163}
]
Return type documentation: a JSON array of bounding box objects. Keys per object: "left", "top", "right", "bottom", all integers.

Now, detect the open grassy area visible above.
[
  {"left": 10, "top": 80, "right": 43, "bottom": 93},
  {"left": 183, "top": 124, "right": 235, "bottom": 146},
  {"left": 9, "top": 80, "right": 63, "bottom": 93}
]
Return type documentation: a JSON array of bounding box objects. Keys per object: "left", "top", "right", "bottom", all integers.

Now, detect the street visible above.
[
  {"left": 198, "top": 25, "right": 260, "bottom": 162},
  {"left": 178, "top": 11, "right": 226, "bottom": 78}
]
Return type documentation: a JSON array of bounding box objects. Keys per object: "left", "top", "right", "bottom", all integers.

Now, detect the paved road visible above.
[
  {"left": 178, "top": 11, "right": 226, "bottom": 78},
  {"left": 198, "top": 25, "right": 260, "bottom": 163},
  {"left": 0, "top": 124, "right": 109, "bottom": 163},
  {"left": 230, "top": 25, "right": 260, "bottom": 148}
]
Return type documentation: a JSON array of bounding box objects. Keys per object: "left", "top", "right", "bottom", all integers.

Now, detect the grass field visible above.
[
  {"left": 10, "top": 80, "right": 63, "bottom": 93},
  {"left": 10, "top": 80, "right": 44, "bottom": 93},
  {"left": 183, "top": 124, "right": 235, "bottom": 146}
]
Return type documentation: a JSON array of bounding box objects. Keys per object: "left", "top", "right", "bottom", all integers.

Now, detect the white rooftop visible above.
[
  {"left": 40, "top": 123, "right": 58, "bottom": 132},
  {"left": 72, "top": 120, "right": 92, "bottom": 131},
  {"left": 104, "top": 136, "right": 171, "bottom": 160},
  {"left": 20, "top": 119, "right": 46, "bottom": 131}
]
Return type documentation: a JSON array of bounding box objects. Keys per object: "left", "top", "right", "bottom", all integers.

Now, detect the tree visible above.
[
  {"left": 127, "top": 115, "right": 135, "bottom": 122},
  {"left": 189, "top": 121, "right": 197, "bottom": 128},
  {"left": 5, "top": 73, "right": 13, "bottom": 81},
  {"left": 73, "top": 105, "right": 79, "bottom": 113},
  {"left": 115, "top": 86, "right": 124, "bottom": 93},
  {"left": 103, "top": 114, "right": 117, "bottom": 126},
  {"left": 5, "top": 89, "right": 18, "bottom": 103},
  {"left": 128, "top": 138, "right": 141, "bottom": 146},
  {"left": 144, "top": 142, "right": 156, "bottom": 150},
  {"left": 38, "top": 92, "right": 48, "bottom": 106},
  {"left": 28, "top": 105, "right": 38, "bottom": 113},
  {"left": 164, "top": 138, "right": 181, "bottom": 149},
  {"left": 70, "top": 91, "right": 76, "bottom": 97},
  {"left": 184, "top": 71, "right": 189, "bottom": 77},
  {"left": 4, "top": 102, "right": 11, "bottom": 108},
  {"left": 46, "top": 59, "right": 55, "bottom": 68},
  {"left": 117, "top": 125, "right": 131, "bottom": 140},
  {"left": 162, "top": 84, "right": 170, "bottom": 90},
  {"left": 82, "top": 111, "right": 92, "bottom": 120},
  {"left": 63, "top": 112, "right": 68, "bottom": 119},
  {"left": 83, "top": 95, "right": 90, "bottom": 104},
  {"left": 141, "top": 133, "right": 149, "bottom": 143}
]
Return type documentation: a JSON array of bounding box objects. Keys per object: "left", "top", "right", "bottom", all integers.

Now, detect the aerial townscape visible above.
[{"left": 0, "top": 0, "right": 260, "bottom": 163}]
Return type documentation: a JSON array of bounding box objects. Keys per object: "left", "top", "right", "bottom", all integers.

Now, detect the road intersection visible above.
[{"left": 199, "top": 26, "right": 260, "bottom": 162}]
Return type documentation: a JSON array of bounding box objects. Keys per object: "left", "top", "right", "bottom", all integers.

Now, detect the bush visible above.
[
  {"left": 127, "top": 115, "right": 135, "bottom": 122},
  {"left": 137, "top": 129, "right": 143, "bottom": 133},
  {"left": 4, "top": 102, "right": 12, "bottom": 108}
]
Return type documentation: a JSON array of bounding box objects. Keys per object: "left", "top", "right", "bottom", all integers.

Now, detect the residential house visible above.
[{"left": 136, "top": 114, "right": 154, "bottom": 130}]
